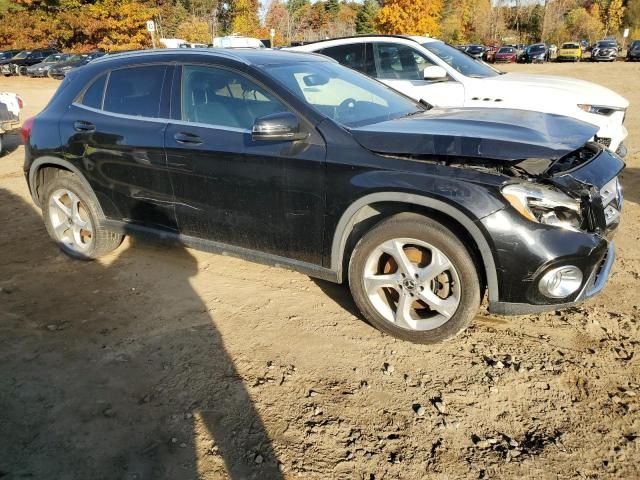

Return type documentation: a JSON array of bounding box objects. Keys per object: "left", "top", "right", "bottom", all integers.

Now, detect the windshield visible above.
[
  {"left": 498, "top": 47, "right": 514, "bottom": 54},
  {"left": 43, "top": 54, "right": 63, "bottom": 63},
  {"left": 596, "top": 41, "right": 617, "bottom": 48},
  {"left": 265, "top": 61, "right": 421, "bottom": 128},
  {"left": 13, "top": 51, "right": 30, "bottom": 59},
  {"left": 421, "top": 42, "right": 499, "bottom": 78},
  {"left": 66, "top": 54, "right": 85, "bottom": 62},
  {"left": 467, "top": 46, "right": 483, "bottom": 53},
  {"left": 562, "top": 43, "right": 579, "bottom": 49},
  {"left": 529, "top": 45, "right": 546, "bottom": 53}
]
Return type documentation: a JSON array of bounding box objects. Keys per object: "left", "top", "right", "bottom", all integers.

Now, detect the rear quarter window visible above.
[{"left": 81, "top": 74, "right": 107, "bottom": 109}]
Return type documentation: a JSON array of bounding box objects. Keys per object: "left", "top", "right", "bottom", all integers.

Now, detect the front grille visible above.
[
  {"left": 595, "top": 136, "right": 611, "bottom": 148},
  {"left": 547, "top": 144, "right": 598, "bottom": 174},
  {"left": 600, "top": 177, "right": 623, "bottom": 228}
]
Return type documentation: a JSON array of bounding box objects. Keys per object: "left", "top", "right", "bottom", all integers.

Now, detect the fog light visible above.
[{"left": 539, "top": 266, "right": 583, "bottom": 298}]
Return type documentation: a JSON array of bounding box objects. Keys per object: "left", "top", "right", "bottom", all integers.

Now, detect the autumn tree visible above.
[
  {"left": 264, "top": 0, "right": 288, "bottom": 45},
  {"left": 566, "top": 6, "right": 604, "bottom": 42},
  {"left": 176, "top": 15, "right": 211, "bottom": 42},
  {"left": 375, "top": 0, "right": 443, "bottom": 36},
  {"left": 229, "top": 0, "right": 259, "bottom": 35},
  {"left": 355, "top": 0, "right": 378, "bottom": 34},
  {"left": 599, "top": 0, "right": 625, "bottom": 35}
]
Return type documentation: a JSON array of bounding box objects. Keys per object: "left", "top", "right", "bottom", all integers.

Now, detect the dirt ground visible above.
[{"left": 0, "top": 62, "right": 639, "bottom": 480}]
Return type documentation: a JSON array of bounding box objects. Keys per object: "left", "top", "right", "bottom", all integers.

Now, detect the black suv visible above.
[
  {"left": 0, "top": 48, "right": 60, "bottom": 76},
  {"left": 23, "top": 50, "right": 623, "bottom": 343},
  {"left": 627, "top": 40, "right": 640, "bottom": 62}
]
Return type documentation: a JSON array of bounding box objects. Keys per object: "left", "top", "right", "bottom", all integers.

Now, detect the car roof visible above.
[
  {"left": 292, "top": 34, "right": 442, "bottom": 47},
  {"left": 91, "top": 48, "right": 332, "bottom": 67}
]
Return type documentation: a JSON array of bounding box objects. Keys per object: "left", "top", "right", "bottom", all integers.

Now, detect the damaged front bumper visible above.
[{"left": 483, "top": 145, "right": 624, "bottom": 315}]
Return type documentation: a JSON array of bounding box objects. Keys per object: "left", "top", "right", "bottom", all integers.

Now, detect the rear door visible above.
[
  {"left": 164, "top": 64, "right": 326, "bottom": 264},
  {"left": 60, "top": 64, "right": 177, "bottom": 229}
]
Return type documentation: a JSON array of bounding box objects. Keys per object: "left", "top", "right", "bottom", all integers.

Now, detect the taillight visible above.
[
  {"left": 21, "top": 116, "right": 35, "bottom": 144},
  {"left": 17, "top": 95, "right": 23, "bottom": 110}
]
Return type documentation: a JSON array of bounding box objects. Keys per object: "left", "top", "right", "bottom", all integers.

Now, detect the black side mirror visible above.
[{"left": 252, "top": 112, "right": 309, "bottom": 142}]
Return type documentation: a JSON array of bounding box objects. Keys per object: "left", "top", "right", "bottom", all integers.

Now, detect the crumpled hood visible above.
[
  {"left": 351, "top": 107, "right": 599, "bottom": 162},
  {"left": 490, "top": 73, "right": 629, "bottom": 109}
]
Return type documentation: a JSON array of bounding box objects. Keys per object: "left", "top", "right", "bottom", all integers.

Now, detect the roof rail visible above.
[
  {"left": 90, "top": 48, "right": 251, "bottom": 66},
  {"left": 297, "top": 34, "right": 421, "bottom": 46}
]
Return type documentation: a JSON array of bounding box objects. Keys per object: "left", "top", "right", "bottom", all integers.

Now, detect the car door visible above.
[
  {"left": 60, "top": 64, "right": 177, "bottom": 229},
  {"left": 164, "top": 64, "right": 326, "bottom": 264},
  {"left": 370, "top": 42, "right": 465, "bottom": 107}
]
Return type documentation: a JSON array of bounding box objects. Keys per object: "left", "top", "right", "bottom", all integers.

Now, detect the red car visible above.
[{"left": 493, "top": 46, "right": 517, "bottom": 63}]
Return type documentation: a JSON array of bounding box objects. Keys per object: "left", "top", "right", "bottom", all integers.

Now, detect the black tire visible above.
[
  {"left": 42, "top": 170, "right": 123, "bottom": 260},
  {"left": 348, "top": 213, "right": 481, "bottom": 344}
]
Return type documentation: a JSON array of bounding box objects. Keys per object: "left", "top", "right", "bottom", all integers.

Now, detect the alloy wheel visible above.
[
  {"left": 48, "top": 189, "right": 94, "bottom": 252},
  {"left": 362, "top": 238, "right": 461, "bottom": 331}
]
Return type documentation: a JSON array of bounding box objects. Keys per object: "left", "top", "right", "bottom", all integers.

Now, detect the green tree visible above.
[
  {"left": 325, "top": 0, "right": 339, "bottom": 15},
  {"left": 355, "top": 0, "right": 378, "bottom": 33}
]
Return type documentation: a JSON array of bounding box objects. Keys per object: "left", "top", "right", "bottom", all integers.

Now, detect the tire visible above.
[
  {"left": 42, "top": 170, "right": 123, "bottom": 260},
  {"left": 348, "top": 213, "right": 481, "bottom": 344}
]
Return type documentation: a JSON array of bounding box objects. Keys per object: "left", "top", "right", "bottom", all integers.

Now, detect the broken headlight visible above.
[{"left": 501, "top": 183, "right": 583, "bottom": 231}]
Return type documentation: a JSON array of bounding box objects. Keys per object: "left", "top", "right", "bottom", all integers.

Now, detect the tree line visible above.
[{"left": 0, "top": 0, "right": 638, "bottom": 52}]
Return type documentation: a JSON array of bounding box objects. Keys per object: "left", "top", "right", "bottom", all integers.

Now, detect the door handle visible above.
[
  {"left": 73, "top": 121, "right": 95, "bottom": 132},
  {"left": 174, "top": 132, "right": 203, "bottom": 145}
]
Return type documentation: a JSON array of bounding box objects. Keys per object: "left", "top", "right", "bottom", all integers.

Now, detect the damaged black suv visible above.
[{"left": 23, "top": 49, "right": 624, "bottom": 343}]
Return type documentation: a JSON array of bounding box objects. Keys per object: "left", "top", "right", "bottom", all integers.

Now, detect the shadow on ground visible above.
[{"left": 0, "top": 188, "right": 283, "bottom": 479}]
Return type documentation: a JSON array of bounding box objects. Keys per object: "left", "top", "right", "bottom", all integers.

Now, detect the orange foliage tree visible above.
[{"left": 375, "top": 0, "right": 443, "bottom": 36}]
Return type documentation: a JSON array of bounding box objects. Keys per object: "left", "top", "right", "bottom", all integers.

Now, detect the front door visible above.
[{"left": 164, "top": 64, "right": 326, "bottom": 265}]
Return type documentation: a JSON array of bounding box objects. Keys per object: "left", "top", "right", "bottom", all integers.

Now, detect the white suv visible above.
[{"left": 290, "top": 35, "right": 629, "bottom": 155}]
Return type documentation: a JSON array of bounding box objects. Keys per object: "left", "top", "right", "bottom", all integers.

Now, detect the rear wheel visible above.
[
  {"left": 42, "top": 170, "right": 123, "bottom": 260},
  {"left": 348, "top": 213, "right": 481, "bottom": 344}
]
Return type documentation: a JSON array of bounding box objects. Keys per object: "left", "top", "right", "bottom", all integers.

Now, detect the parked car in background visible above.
[
  {"left": 463, "top": 44, "right": 485, "bottom": 59},
  {"left": 26, "top": 53, "right": 73, "bottom": 77},
  {"left": 22, "top": 49, "right": 624, "bottom": 344},
  {"left": 548, "top": 44, "right": 558, "bottom": 59},
  {"left": 211, "top": 35, "right": 265, "bottom": 48},
  {"left": 518, "top": 43, "right": 548, "bottom": 63},
  {"left": 493, "top": 46, "right": 518, "bottom": 63},
  {"left": 627, "top": 40, "right": 640, "bottom": 61},
  {"left": 557, "top": 42, "right": 582, "bottom": 62},
  {"left": 482, "top": 45, "right": 498, "bottom": 62},
  {"left": 0, "top": 91, "right": 22, "bottom": 155},
  {"left": 290, "top": 35, "right": 629, "bottom": 154},
  {"left": 591, "top": 40, "right": 618, "bottom": 62},
  {"left": 48, "top": 51, "right": 106, "bottom": 79},
  {"left": 0, "top": 48, "right": 60, "bottom": 76},
  {"left": 0, "top": 50, "right": 21, "bottom": 63}
]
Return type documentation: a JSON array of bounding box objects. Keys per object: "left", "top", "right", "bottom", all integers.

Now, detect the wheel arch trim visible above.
[
  {"left": 28, "top": 156, "right": 93, "bottom": 208},
  {"left": 330, "top": 192, "right": 499, "bottom": 302}
]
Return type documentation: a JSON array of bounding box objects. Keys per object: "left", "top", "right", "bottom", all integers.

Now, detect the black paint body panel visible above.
[{"left": 24, "top": 49, "right": 624, "bottom": 311}]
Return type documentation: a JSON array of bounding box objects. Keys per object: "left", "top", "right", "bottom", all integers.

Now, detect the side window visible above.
[
  {"left": 373, "top": 43, "right": 435, "bottom": 81},
  {"left": 319, "top": 44, "right": 366, "bottom": 74},
  {"left": 181, "top": 65, "right": 287, "bottom": 130},
  {"left": 103, "top": 65, "right": 166, "bottom": 118},
  {"left": 81, "top": 74, "right": 107, "bottom": 109}
]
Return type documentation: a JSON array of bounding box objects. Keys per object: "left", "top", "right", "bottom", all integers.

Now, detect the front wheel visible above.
[
  {"left": 348, "top": 213, "right": 481, "bottom": 344},
  {"left": 42, "top": 170, "right": 123, "bottom": 260}
]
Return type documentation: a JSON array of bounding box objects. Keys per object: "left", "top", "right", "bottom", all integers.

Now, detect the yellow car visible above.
[{"left": 557, "top": 42, "right": 582, "bottom": 62}]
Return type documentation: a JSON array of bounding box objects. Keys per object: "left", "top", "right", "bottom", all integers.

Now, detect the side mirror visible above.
[
  {"left": 423, "top": 65, "right": 448, "bottom": 81},
  {"left": 252, "top": 112, "right": 309, "bottom": 142}
]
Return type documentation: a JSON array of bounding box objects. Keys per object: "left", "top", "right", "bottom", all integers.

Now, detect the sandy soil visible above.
[{"left": 0, "top": 63, "right": 639, "bottom": 480}]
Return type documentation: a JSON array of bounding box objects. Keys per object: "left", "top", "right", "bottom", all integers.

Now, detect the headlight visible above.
[
  {"left": 501, "top": 183, "right": 583, "bottom": 231},
  {"left": 578, "top": 104, "right": 624, "bottom": 116}
]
